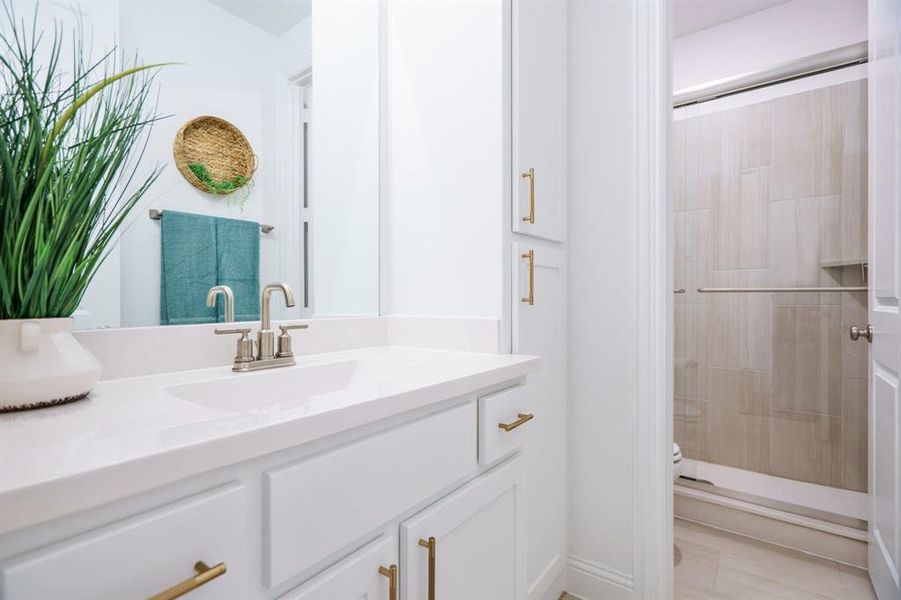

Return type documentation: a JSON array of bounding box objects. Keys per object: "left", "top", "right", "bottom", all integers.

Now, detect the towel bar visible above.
[{"left": 149, "top": 209, "right": 273, "bottom": 233}]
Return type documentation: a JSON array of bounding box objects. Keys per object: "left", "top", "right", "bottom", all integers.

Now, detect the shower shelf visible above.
[
  {"left": 820, "top": 258, "right": 868, "bottom": 268},
  {"left": 697, "top": 287, "right": 867, "bottom": 293}
]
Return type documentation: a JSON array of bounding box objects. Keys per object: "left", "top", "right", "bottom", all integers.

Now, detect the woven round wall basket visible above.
[{"left": 173, "top": 115, "right": 256, "bottom": 195}]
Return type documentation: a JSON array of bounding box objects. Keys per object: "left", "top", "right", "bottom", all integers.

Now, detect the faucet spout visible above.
[
  {"left": 258, "top": 283, "right": 296, "bottom": 360},
  {"left": 260, "top": 283, "right": 296, "bottom": 331},
  {"left": 206, "top": 285, "right": 235, "bottom": 322}
]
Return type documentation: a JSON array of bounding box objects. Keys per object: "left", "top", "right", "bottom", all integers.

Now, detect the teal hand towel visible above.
[
  {"left": 216, "top": 217, "right": 260, "bottom": 322},
  {"left": 160, "top": 211, "right": 218, "bottom": 325}
]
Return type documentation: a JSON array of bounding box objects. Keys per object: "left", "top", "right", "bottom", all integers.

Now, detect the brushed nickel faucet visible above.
[{"left": 210, "top": 283, "right": 308, "bottom": 372}]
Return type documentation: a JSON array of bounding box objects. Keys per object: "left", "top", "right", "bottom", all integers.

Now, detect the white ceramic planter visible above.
[{"left": 0, "top": 318, "right": 102, "bottom": 412}]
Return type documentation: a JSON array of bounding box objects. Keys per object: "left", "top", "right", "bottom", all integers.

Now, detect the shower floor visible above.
[{"left": 679, "top": 458, "right": 868, "bottom": 523}]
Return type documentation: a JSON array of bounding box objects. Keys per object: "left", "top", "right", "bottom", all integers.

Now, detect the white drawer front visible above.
[
  {"left": 1, "top": 484, "right": 247, "bottom": 600},
  {"left": 279, "top": 535, "right": 396, "bottom": 600},
  {"left": 479, "top": 384, "right": 533, "bottom": 465},
  {"left": 264, "top": 403, "right": 477, "bottom": 587}
]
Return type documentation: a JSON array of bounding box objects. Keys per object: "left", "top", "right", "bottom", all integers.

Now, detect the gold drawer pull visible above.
[
  {"left": 521, "top": 250, "right": 535, "bottom": 305},
  {"left": 418, "top": 536, "right": 436, "bottom": 600},
  {"left": 148, "top": 561, "right": 226, "bottom": 600},
  {"left": 498, "top": 413, "right": 534, "bottom": 432},
  {"left": 521, "top": 167, "right": 535, "bottom": 224},
  {"left": 378, "top": 564, "right": 398, "bottom": 600}
]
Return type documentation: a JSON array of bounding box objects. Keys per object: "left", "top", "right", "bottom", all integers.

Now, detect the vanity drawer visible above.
[
  {"left": 264, "top": 402, "right": 477, "bottom": 588},
  {"left": 1, "top": 484, "right": 247, "bottom": 600},
  {"left": 479, "top": 384, "right": 533, "bottom": 465}
]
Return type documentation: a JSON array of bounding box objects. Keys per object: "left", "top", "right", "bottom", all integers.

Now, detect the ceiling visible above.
[
  {"left": 673, "top": 0, "right": 790, "bottom": 37},
  {"left": 207, "top": 0, "right": 312, "bottom": 37}
]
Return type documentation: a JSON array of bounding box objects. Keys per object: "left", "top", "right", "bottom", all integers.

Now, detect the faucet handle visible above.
[
  {"left": 215, "top": 327, "right": 254, "bottom": 363},
  {"left": 215, "top": 327, "right": 251, "bottom": 336},
  {"left": 277, "top": 324, "right": 308, "bottom": 358}
]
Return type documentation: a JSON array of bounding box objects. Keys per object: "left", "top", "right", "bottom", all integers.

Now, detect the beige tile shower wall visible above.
[{"left": 673, "top": 79, "right": 868, "bottom": 492}]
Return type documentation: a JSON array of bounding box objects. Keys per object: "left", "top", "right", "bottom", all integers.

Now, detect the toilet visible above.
[{"left": 673, "top": 442, "right": 683, "bottom": 481}]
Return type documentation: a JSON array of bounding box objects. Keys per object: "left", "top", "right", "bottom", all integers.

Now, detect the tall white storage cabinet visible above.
[{"left": 511, "top": 2, "right": 568, "bottom": 599}]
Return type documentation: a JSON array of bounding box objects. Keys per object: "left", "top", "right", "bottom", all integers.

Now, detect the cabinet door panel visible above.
[
  {"left": 512, "top": 0, "right": 566, "bottom": 242},
  {"left": 513, "top": 243, "right": 566, "bottom": 597},
  {"left": 279, "top": 535, "right": 396, "bottom": 600},
  {"left": 264, "top": 403, "right": 476, "bottom": 587},
  {"left": 400, "top": 457, "right": 525, "bottom": 600}
]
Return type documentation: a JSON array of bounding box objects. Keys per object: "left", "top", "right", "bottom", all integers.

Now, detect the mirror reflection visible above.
[{"left": 11, "top": 0, "right": 380, "bottom": 329}]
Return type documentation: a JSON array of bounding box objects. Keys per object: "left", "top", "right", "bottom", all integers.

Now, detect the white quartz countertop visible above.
[{"left": 0, "top": 346, "right": 539, "bottom": 533}]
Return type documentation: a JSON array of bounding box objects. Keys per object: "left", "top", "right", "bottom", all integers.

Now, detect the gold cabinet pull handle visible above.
[
  {"left": 521, "top": 167, "right": 535, "bottom": 224},
  {"left": 498, "top": 413, "right": 534, "bottom": 432},
  {"left": 148, "top": 561, "right": 226, "bottom": 600},
  {"left": 378, "top": 564, "right": 398, "bottom": 600},
  {"left": 418, "top": 536, "right": 436, "bottom": 600},
  {"left": 521, "top": 250, "right": 534, "bottom": 305}
]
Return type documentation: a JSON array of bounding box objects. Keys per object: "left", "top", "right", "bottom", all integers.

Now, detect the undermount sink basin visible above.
[{"left": 162, "top": 358, "right": 440, "bottom": 413}]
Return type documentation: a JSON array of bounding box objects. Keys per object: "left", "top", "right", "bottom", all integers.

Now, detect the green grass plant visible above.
[{"left": 0, "top": 2, "right": 168, "bottom": 318}]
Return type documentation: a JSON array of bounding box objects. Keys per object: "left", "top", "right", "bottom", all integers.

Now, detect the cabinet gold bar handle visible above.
[
  {"left": 521, "top": 250, "right": 534, "bottom": 305},
  {"left": 378, "top": 564, "right": 398, "bottom": 600},
  {"left": 148, "top": 561, "right": 226, "bottom": 600},
  {"left": 498, "top": 413, "right": 534, "bottom": 432},
  {"left": 521, "top": 168, "right": 535, "bottom": 224},
  {"left": 418, "top": 536, "right": 436, "bottom": 600}
]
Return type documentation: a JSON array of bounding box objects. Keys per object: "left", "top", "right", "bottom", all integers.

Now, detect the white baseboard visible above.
[
  {"left": 565, "top": 555, "right": 634, "bottom": 600},
  {"left": 530, "top": 553, "right": 567, "bottom": 600}
]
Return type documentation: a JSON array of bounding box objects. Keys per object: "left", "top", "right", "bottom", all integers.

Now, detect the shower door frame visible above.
[{"left": 663, "top": 17, "right": 892, "bottom": 600}]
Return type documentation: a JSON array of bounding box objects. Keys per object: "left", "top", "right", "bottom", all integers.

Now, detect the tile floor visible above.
[
  {"left": 674, "top": 518, "right": 877, "bottom": 599},
  {"left": 560, "top": 519, "right": 877, "bottom": 599}
]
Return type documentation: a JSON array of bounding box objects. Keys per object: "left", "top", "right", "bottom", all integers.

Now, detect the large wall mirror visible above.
[{"left": 12, "top": 0, "right": 380, "bottom": 329}]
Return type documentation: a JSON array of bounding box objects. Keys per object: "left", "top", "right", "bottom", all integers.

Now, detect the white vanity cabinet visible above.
[{"left": 0, "top": 378, "right": 534, "bottom": 600}]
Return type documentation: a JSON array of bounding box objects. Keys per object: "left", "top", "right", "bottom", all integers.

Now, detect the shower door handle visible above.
[{"left": 849, "top": 324, "right": 873, "bottom": 343}]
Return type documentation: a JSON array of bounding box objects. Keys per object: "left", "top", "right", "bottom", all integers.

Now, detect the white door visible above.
[
  {"left": 868, "top": 2, "right": 901, "bottom": 598},
  {"left": 279, "top": 535, "right": 397, "bottom": 600},
  {"left": 513, "top": 243, "right": 566, "bottom": 599},
  {"left": 512, "top": 0, "right": 566, "bottom": 242},
  {"left": 400, "top": 457, "right": 525, "bottom": 600}
]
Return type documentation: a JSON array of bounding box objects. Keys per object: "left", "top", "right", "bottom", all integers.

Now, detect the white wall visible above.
[
  {"left": 277, "top": 13, "right": 312, "bottom": 60},
  {"left": 381, "top": 0, "right": 506, "bottom": 319},
  {"left": 567, "top": 1, "right": 640, "bottom": 597},
  {"left": 673, "top": 0, "right": 867, "bottom": 91}
]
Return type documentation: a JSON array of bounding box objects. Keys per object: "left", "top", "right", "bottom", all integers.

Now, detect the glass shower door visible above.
[{"left": 673, "top": 76, "right": 869, "bottom": 495}]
